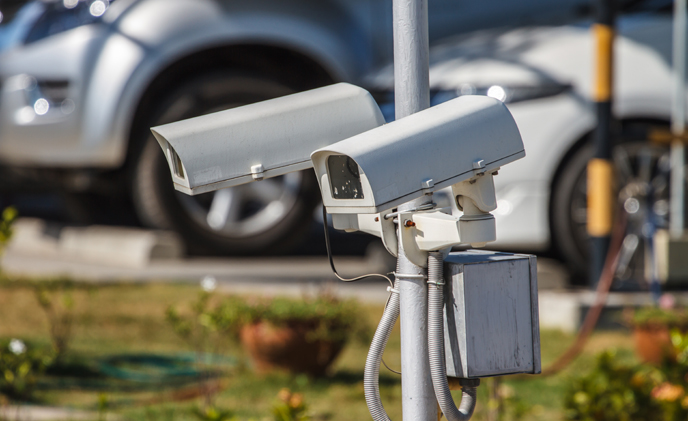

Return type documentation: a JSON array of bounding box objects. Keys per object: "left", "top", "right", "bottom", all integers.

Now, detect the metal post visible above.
[
  {"left": 392, "top": 1, "right": 437, "bottom": 420},
  {"left": 671, "top": 0, "right": 687, "bottom": 238},
  {"left": 587, "top": 0, "right": 617, "bottom": 287}
]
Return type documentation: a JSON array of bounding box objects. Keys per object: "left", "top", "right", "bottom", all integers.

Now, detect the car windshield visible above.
[
  {"left": 0, "top": 1, "right": 43, "bottom": 52},
  {"left": 24, "top": 0, "right": 114, "bottom": 45}
]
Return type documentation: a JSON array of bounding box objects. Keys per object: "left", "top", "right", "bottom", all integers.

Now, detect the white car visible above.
[{"left": 368, "top": 12, "right": 677, "bottom": 281}]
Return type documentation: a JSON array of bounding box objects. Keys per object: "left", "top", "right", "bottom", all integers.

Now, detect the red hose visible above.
[{"left": 540, "top": 210, "right": 628, "bottom": 376}]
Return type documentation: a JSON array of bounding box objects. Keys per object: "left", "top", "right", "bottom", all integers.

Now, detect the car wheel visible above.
[
  {"left": 551, "top": 133, "right": 671, "bottom": 285},
  {"left": 551, "top": 143, "right": 592, "bottom": 281},
  {"left": 131, "top": 72, "right": 321, "bottom": 255}
]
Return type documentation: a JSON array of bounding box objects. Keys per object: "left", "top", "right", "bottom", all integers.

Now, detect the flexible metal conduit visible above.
[
  {"left": 427, "top": 252, "right": 478, "bottom": 421},
  {"left": 364, "top": 281, "right": 400, "bottom": 421}
]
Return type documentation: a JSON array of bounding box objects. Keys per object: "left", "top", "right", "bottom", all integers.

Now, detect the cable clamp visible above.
[
  {"left": 393, "top": 272, "right": 427, "bottom": 280},
  {"left": 384, "top": 203, "right": 437, "bottom": 220},
  {"left": 426, "top": 280, "right": 445, "bottom": 286},
  {"left": 386, "top": 286, "right": 400, "bottom": 294}
]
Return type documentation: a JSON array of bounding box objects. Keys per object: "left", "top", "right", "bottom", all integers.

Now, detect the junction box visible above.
[{"left": 443, "top": 250, "right": 541, "bottom": 378}]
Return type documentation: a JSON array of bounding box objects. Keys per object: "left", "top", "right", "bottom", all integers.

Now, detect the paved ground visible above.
[
  {"left": 14, "top": 219, "right": 679, "bottom": 335},
  {"left": 1, "top": 246, "right": 571, "bottom": 303},
  {"left": 9, "top": 244, "right": 687, "bottom": 334}
]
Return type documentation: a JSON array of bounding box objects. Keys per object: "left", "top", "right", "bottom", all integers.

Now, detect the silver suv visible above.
[{"left": 0, "top": 0, "right": 591, "bottom": 254}]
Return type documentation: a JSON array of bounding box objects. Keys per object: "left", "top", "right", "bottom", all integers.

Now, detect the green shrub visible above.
[
  {"left": 33, "top": 279, "right": 79, "bottom": 361},
  {"left": 0, "top": 207, "right": 17, "bottom": 249},
  {"left": 212, "top": 294, "right": 370, "bottom": 344},
  {"left": 564, "top": 343, "right": 688, "bottom": 421},
  {"left": 272, "top": 388, "right": 309, "bottom": 421},
  {"left": 0, "top": 338, "right": 53, "bottom": 400},
  {"left": 0, "top": 207, "right": 17, "bottom": 276},
  {"left": 632, "top": 307, "right": 688, "bottom": 330},
  {"left": 191, "top": 405, "right": 237, "bottom": 421},
  {"left": 564, "top": 350, "right": 659, "bottom": 420},
  {"left": 166, "top": 286, "right": 222, "bottom": 354}
]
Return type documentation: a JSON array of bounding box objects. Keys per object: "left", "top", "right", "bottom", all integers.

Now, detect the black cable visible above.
[
  {"left": 321, "top": 205, "right": 394, "bottom": 288},
  {"left": 322, "top": 206, "right": 399, "bottom": 375},
  {"left": 381, "top": 357, "right": 401, "bottom": 375}
]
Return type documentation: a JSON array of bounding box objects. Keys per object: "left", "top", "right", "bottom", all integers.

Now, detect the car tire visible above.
[
  {"left": 131, "top": 72, "right": 322, "bottom": 255},
  {"left": 551, "top": 143, "right": 593, "bottom": 281},
  {"left": 551, "top": 125, "right": 672, "bottom": 285}
]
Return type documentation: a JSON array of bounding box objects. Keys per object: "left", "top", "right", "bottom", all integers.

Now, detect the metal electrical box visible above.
[{"left": 443, "top": 250, "right": 541, "bottom": 378}]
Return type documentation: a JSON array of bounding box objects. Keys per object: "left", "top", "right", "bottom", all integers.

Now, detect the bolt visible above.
[
  {"left": 492, "top": 171, "right": 499, "bottom": 176},
  {"left": 374, "top": 217, "right": 380, "bottom": 222},
  {"left": 404, "top": 220, "right": 416, "bottom": 227},
  {"left": 469, "top": 179, "right": 477, "bottom": 184}
]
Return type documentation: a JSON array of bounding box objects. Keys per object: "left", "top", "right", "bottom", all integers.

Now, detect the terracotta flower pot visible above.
[
  {"left": 239, "top": 321, "right": 345, "bottom": 376},
  {"left": 633, "top": 325, "right": 676, "bottom": 365}
]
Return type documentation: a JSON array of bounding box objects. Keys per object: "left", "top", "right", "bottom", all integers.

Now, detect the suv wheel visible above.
[{"left": 131, "top": 72, "right": 321, "bottom": 255}]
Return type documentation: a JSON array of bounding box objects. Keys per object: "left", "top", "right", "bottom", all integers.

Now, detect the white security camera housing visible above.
[
  {"left": 150, "top": 83, "right": 385, "bottom": 195},
  {"left": 310, "top": 95, "right": 525, "bottom": 214}
]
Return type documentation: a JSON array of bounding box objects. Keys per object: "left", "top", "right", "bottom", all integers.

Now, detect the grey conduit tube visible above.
[
  {"left": 427, "top": 252, "right": 478, "bottom": 421},
  {"left": 364, "top": 281, "right": 400, "bottom": 421}
]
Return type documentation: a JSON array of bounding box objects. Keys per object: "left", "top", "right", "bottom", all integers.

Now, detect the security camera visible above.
[
  {"left": 310, "top": 95, "right": 525, "bottom": 264},
  {"left": 310, "top": 95, "right": 524, "bottom": 215},
  {"left": 150, "top": 83, "right": 385, "bottom": 195}
]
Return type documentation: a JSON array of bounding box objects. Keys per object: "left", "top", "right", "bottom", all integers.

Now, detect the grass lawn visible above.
[{"left": 0, "top": 279, "right": 638, "bottom": 420}]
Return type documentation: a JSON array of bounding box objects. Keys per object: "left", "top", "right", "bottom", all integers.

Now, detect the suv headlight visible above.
[
  {"left": 433, "top": 83, "right": 572, "bottom": 105},
  {"left": 24, "top": 0, "right": 114, "bottom": 45}
]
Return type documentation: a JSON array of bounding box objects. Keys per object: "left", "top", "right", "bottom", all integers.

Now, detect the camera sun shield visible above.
[{"left": 151, "top": 83, "right": 385, "bottom": 195}]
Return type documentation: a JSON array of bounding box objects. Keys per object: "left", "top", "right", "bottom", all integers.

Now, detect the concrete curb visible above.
[
  {"left": 0, "top": 405, "right": 116, "bottom": 421},
  {"left": 7, "top": 218, "right": 184, "bottom": 268}
]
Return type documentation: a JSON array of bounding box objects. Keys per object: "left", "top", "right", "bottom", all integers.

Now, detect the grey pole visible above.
[
  {"left": 392, "top": 1, "right": 437, "bottom": 420},
  {"left": 671, "top": 0, "right": 687, "bottom": 238}
]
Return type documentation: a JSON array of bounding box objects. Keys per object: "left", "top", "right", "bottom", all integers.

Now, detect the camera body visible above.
[{"left": 310, "top": 95, "right": 524, "bottom": 215}]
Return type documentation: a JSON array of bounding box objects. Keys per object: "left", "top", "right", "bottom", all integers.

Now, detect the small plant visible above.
[
  {"left": 213, "top": 293, "right": 369, "bottom": 345},
  {"left": 0, "top": 207, "right": 17, "bottom": 250},
  {"left": 0, "top": 338, "right": 53, "bottom": 400},
  {"left": 166, "top": 276, "right": 230, "bottom": 414},
  {"left": 631, "top": 306, "right": 688, "bottom": 330},
  {"left": 212, "top": 293, "right": 369, "bottom": 376},
  {"left": 191, "top": 405, "right": 237, "bottom": 421},
  {"left": 32, "top": 279, "right": 79, "bottom": 362},
  {"left": 627, "top": 299, "right": 688, "bottom": 365},
  {"left": 484, "top": 378, "right": 530, "bottom": 421},
  {"left": 272, "top": 388, "right": 309, "bottom": 421},
  {"left": 97, "top": 393, "right": 109, "bottom": 421},
  {"left": 166, "top": 276, "right": 223, "bottom": 355},
  {"left": 0, "top": 207, "right": 17, "bottom": 276}
]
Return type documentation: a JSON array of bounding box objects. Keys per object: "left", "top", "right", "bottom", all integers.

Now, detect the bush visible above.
[
  {"left": 212, "top": 294, "right": 369, "bottom": 344},
  {"left": 33, "top": 279, "right": 80, "bottom": 361},
  {"left": 565, "top": 333, "right": 688, "bottom": 421},
  {"left": 0, "top": 338, "right": 53, "bottom": 400},
  {"left": 272, "top": 388, "right": 309, "bottom": 421},
  {"left": 564, "top": 350, "right": 661, "bottom": 420},
  {"left": 632, "top": 307, "right": 688, "bottom": 330},
  {"left": 0, "top": 207, "right": 17, "bottom": 250},
  {"left": 0, "top": 207, "right": 17, "bottom": 276}
]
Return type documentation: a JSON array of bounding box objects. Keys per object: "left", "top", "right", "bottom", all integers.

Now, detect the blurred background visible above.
[
  {"left": 0, "top": 0, "right": 680, "bottom": 284},
  {"left": 1, "top": 0, "right": 687, "bottom": 420}
]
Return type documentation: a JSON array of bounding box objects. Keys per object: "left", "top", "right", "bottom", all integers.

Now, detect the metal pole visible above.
[
  {"left": 587, "top": 0, "right": 617, "bottom": 287},
  {"left": 392, "top": 1, "right": 437, "bottom": 420},
  {"left": 671, "top": 0, "right": 687, "bottom": 238}
]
